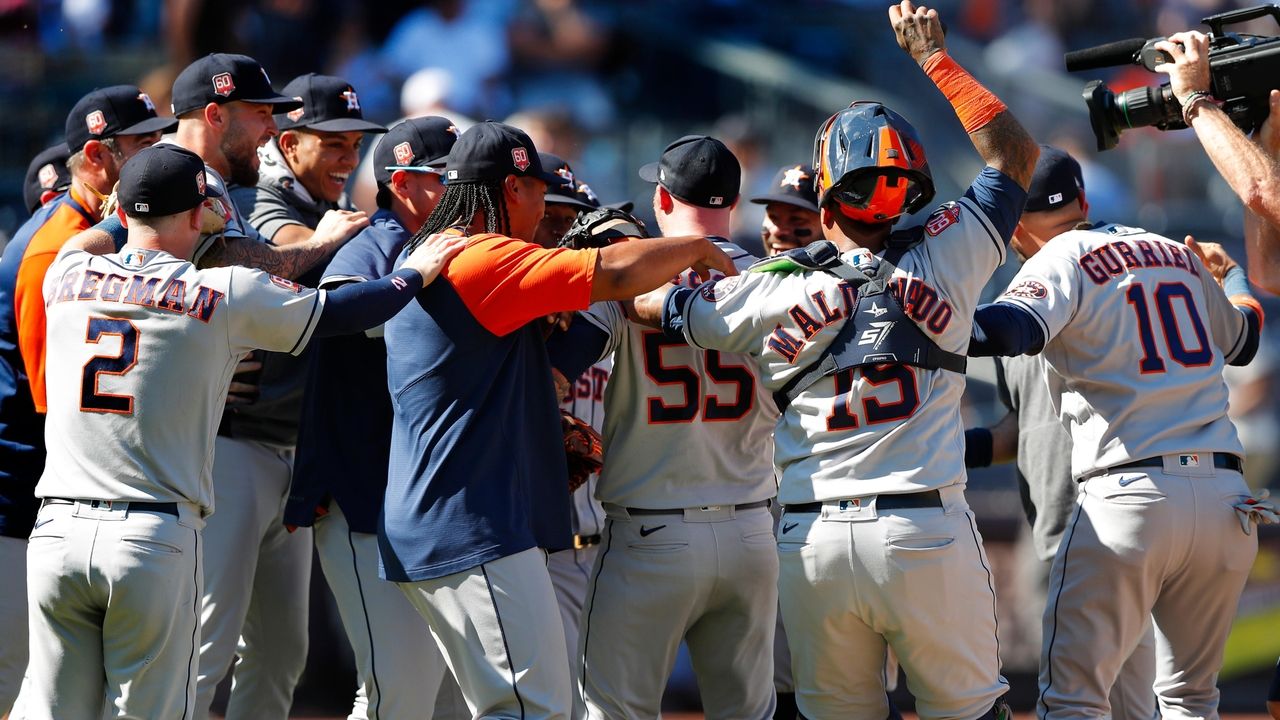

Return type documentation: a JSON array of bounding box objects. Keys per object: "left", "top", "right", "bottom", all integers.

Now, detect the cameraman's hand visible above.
[
  {"left": 889, "top": 1, "right": 946, "bottom": 66},
  {"left": 1255, "top": 89, "right": 1280, "bottom": 156},
  {"left": 1153, "top": 31, "right": 1211, "bottom": 104}
]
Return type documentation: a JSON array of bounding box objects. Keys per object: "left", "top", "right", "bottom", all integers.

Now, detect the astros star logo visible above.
[{"left": 781, "top": 165, "right": 809, "bottom": 190}]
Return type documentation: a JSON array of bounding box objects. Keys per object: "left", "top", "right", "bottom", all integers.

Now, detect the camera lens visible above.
[{"left": 1083, "top": 80, "right": 1185, "bottom": 151}]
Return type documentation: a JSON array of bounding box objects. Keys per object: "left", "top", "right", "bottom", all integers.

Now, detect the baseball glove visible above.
[
  {"left": 559, "top": 206, "right": 647, "bottom": 250},
  {"left": 1233, "top": 488, "right": 1280, "bottom": 535},
  {"left": 561, "top": 410, "right": 603, "bottom": 493}
]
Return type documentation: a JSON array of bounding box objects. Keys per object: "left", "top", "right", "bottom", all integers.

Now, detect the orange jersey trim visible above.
[
  {"left": 18, "top": 189, "right": 95, "bottom": 412},
  {"left": 441, "top": 233, "right": 598, "bottom": 337}
]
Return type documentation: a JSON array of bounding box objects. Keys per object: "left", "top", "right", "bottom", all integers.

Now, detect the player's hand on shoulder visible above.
[
  {"left": 312, "top": 209, "right": 370, "bottom": 249},
  {"left": 225, "top": 353, "right": 263, "bottom": 406},
  {"left": 1184, "top": 234, "right": 1237, "bottom": 285},
  {"left": 888, "top": 0, "right": 945, "bottom": 66},
  {"left": 691, "top": 238, "right": 739, "bottom": 285},
  {"left": 401, "top": 231, "right": 467, "bottom": 286}
]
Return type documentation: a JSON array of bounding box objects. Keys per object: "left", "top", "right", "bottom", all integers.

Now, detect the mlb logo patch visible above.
[
  {"left": 1048, "top": 192, "right": 1064, "bottom": 205},
  {"left": 133, "top": 202, "right": 150, "bottom": 213},
  {"left": 212, "top": 72, "right": 236, "bottom": 97},
  {"left": 1179, "top": 454, "right": 1200, "bottom": 467},
  {"left": 709, "top": 196, "right": 724, "bottom": 206},
  {"left": 838, "top": 499, "right": 862, "bottom": 511},
  {"left": 392, "top": 141, "right": 414, "bottom": 166},
  {"left": 37, "top": 163, "right": 58, "bottom": 189},
  {"left": 85, "top": 110, "right": 107, "bottom": 136},
  {"left": 511, "top": 147, "right": 530, "bottom": 172}
]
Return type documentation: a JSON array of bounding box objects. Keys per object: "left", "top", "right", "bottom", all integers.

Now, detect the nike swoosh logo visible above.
[
  {"left": 638, "top": 525, "right": 666, "bottom": 537},
  {"left": 782, "top": 522, "right": 799, "bottom": 534}
]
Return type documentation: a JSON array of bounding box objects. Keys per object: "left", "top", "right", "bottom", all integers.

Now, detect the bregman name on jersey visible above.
[{"left": 46, "top": 267, "right": 226, "bottom": 322}]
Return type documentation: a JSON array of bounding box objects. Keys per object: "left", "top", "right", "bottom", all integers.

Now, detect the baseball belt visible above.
[
  {"left": 625, "top": 499, "right": 772, "bottom": 516},
  {"left": 1079, "top": 453, "right": 1244, "bottom": 481},
  {"left": 785, "top": 489, "right": 942, "bottom": 514},
  {"left": 43, "top": 497, "right": 180, "bottom": 517}
]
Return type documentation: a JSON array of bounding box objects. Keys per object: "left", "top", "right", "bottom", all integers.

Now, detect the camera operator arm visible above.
[
  {"left": 1155, "top": 31, "right": 1280, "bottom": 292},
  {"left": 890, "top": 1, "right": 1038, "bottom": 189}
]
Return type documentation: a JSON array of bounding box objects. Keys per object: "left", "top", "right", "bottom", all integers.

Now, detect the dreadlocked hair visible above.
[{"left": 405, "top": 180, "right": 509, "bottom": 253}]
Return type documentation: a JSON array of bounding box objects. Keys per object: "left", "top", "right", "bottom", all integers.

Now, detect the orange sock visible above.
[{"left": 922, "top": 51, "right": 1006, "bottom": 133}]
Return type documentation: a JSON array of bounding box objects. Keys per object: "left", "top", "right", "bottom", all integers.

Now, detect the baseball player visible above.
[
  {"left": 751, "top": 163, "right": 822, "bottom": 256},
  {"left": 629, "top": 3, "right": 1039, "bottom": 716},
  {"left": 195, "top": 72, "right": 386, "bottom": 720},
  {"left": 530, "top": 152, "right": 614, "bottom": 679},
  {"left": 964, "top": 146, "right": 1159, "bottom": 719},
  {"left": 26, "top": 143, "right": 463, "bottom": 720},
  {"left": 967, "top": 154, "right": 1269, "bottom": 715},
  {"left": 0, "top": 84, "right": 172, "bottom": 716},
  {"left": 22, "top": 145, "right": 71, "bottom": 215},
  {"left": 285, "top": 116, "right": 465, "bottom": 720},
  {"left": 549, "top": 135, "right": 781, "bottom": 720},
  {"left": 379, "top": 120, "right": 737, "bottom": 720}
]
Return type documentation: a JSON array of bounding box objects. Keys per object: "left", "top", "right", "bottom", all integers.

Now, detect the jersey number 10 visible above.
[{"left": 1124, "top": 282, "right": 1212, "bottom": 374}]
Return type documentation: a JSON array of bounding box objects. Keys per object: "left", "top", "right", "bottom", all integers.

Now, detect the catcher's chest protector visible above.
[{"left": 765, "top": 235, "right": 967, "bottom": 412}]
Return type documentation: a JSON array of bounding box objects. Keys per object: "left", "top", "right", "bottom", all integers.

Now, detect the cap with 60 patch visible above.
[
  {"left": 639, "top": 135, "right": 740, "bottom": 209},
  {"left": 374, "top": 116, "right": 461, "bottom": 185},
  {"left": 118, "top": 144, "right": 223, "bottom": 217},
  {"left": 171, "top": 53, "right": 303, "bottom": 116},
  {"left": 24, "top": 144, "right": 72, "bottom": 213},
  {"left": 65, "top": 85, "right": 177, "bottom": 154},
  {"left": 442, "top": 121, "right": 563, "bottom": 186}
]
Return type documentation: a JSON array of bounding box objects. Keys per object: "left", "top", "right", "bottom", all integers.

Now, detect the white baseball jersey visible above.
[
  {"left": 581, "top": 240, "right": 776, "bottom": 508},
  {"left": 674, "top": 200, "right": 1007, "bottom": 505},
  {"left": 560, "top": 357, "right": 610, "bottom": 536},
  {"left": 993, "top": 223, "right": 1248, "bottom": 477},
  {"left": 37, "top": 247, "right": 324, "bottom": 513}
]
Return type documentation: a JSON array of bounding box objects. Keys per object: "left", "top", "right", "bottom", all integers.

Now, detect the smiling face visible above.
[
  {"left": 762, "top": 201, "right": 822, "bottom": 255},
  {"left": 534, "top": 203, "right": 581, "bottom": 248},
  {"left": 280, "top": 129, "right": 363, "bottom": 203}
]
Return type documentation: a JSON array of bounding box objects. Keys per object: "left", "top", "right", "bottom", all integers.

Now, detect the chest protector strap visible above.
[{"left": 768, "top": 232, "right": 967, "bottom": 412}]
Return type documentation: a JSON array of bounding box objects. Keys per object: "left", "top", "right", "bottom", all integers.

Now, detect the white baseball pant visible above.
[
  {"left": 24, "top": 500, "right": 204, "bottom": 719},
  {"left": 778, "top": 486, "right": 1009, "bottom": 720},
  {"left": 580, "top": 503, "right": 778, "bottom": 720},
  {"left": 547, "top": 543, "right": 599, "bottom": 679},
  {"left": 313, "top": 502, "right": 466, "bottom": 720},
  {"left": 1038, "top": 458, "right": 1256, "bottom": 719},
  {"left": 194, "top": 436, "right": 311, "bottom": 720},
  {"left": 0, "top": 535, "right": 27, "bottom": 715},
  {"left": 399, "top": 546, "right": 573, "bottom": 720}
]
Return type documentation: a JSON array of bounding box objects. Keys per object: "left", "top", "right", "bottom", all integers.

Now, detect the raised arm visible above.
[
  {"left": 590, "top": 236, "right": 735, "bottom": 302},
  {"left": 889, "top": 0, "right": 1038, "bottom": 189}
]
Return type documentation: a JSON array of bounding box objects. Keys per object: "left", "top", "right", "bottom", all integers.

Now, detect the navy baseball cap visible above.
[
  {"left": 1025, "top": 145, "right": 1085, "bottom": 212},
  {"left": 65, "top": 85, "right": 177, "bottom": 153},
  {"left": 24, "top": 144, "right": 72, "bottom": 213},
  {"left": 374, "top": 116, "right": 460, "bottom": 185},
  {"left": 118, "top": 144, "right": 223, "bottom": 218},
  {"left": 541, "top": 152, "right": 596, "bottom": 210},
  {"left": 443, "top": 121, "right": 563, "bottom": 186},
  {"left": 750, "top": 164, "right": 819, "bottom": 214},
  {"left": 638, "top": 135, "right": 740, "bottom": 209},
  {"left": 171, "top": 54, "right": 303, "bottom": 116},
  {"left": 276, "top": 74, "right": 386, "bottom": 134}
]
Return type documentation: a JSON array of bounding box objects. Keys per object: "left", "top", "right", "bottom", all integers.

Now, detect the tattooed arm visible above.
[{"left": 197, "top": 234, "right": 337, "bottom": 278}]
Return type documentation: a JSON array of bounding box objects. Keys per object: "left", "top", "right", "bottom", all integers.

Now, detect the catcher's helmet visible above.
[{"left": 813, "top": 102, "right": 935, "bottom": 224}]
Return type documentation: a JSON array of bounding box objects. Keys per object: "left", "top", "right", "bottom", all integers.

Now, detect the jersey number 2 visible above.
[
  {"left": 642, "top": 332, "right": 754, "bottom": 423},
  {"left": 1124, "top": 282, "right": 1212, "bottom": 374},
  {"left": 81, "top": 317, "right": 139, "bottom": 414}
]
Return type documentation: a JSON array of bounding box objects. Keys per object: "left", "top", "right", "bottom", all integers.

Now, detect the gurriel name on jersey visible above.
[{"left": 1079, "top": 228, "right": 1202, "bottom": 285}]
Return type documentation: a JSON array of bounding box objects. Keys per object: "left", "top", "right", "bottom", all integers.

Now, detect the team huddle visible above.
[{"left": 0, "top": 1, "right": 1277, "bottom": 719}]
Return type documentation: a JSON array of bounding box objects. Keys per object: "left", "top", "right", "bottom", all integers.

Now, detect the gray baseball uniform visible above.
[
  {"left": 576, "top": 241, "right": 779, "bottom": 720},
  {"left": 995, "top": 353, "right": 1156, "bottom": 719},
  {"left": 667, "top": 190, "right": 1014, "bottom": 718},
  {"left": 991, "top": 223, "right": 1257, "bottom": 718},
  {"left": 193, "top": 143, "right": 328, "bottom": 720},
  {"left": 27, "top": 243, "right": 322, "bottom": 719}
]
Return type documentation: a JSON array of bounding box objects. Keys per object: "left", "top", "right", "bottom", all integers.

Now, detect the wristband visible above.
[
  {"left": 1222, "top": 264, "right": 1249, "bottom": 298},
  {"left": 1179, "top": 90, "right": 1216, "bottom": 125},
  {"left": 921, "top": 51, "right": 1007, "bottom": 134},
  {"left": 964, "top": 427, "right": 994, "bottom": 469}
]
